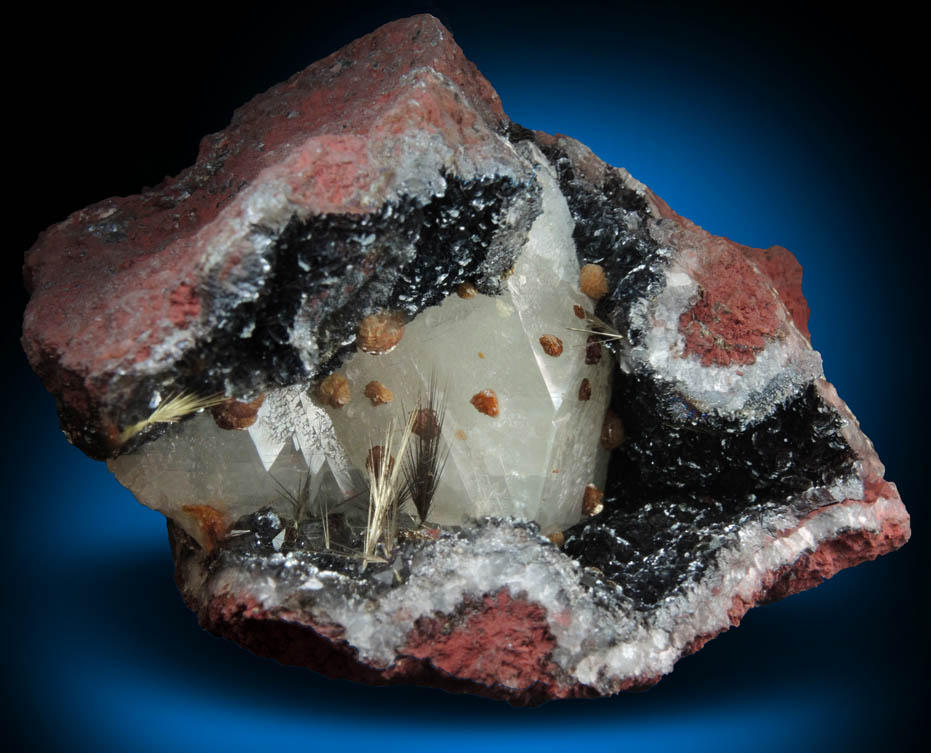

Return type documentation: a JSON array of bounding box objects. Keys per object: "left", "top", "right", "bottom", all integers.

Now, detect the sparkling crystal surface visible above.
[
  {"left": 24, "top": 13, "right": 908, "bottom": 703},
  {"left": 109, "top": 147, "right": 612, "bottom": 543},
  {"left": 329, "top": 148, "right": 612, "bottom": 532}
]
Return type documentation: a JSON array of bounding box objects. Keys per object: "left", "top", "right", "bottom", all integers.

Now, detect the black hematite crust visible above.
[
  {"left": 502, "top": 125, "right": 859, "bottom": 610},
  {"left": 506, "top": 123, "right": 665, "bottom": 344},
  {"left": 565, "top": 381, "right": 858, "bottom": 610},
  {"left": 200, "top": 173, "right": 529, "bottom": 389},
  {"left": 115, "top": 172, "right": 538, "bottom": 449},
  {"left": 130, "top": 126, "right": 856, "bottom": 617}
]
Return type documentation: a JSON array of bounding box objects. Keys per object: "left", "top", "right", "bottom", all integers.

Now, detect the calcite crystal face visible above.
[
  {"left": 109, "top": 147, "right": 613, "bottom": 543},
  {"left": 22, "top": 14, "right": 909, "bottom": 704}
]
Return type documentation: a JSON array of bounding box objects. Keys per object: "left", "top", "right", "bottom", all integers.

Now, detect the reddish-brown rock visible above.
[
  {"left": 22, "top": 14, "right": 536, "bottom": 459},
  {"left": 171, "top": 476, "right": 907, "bottom": 704},
  {"left": 24, "top": 14, "right": 908, "bottom": 705}
]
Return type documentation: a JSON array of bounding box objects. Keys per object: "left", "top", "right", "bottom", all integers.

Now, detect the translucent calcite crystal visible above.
[
  {"left": 108, "top": 147, "right": 613, "bottom": 544},
  {"left": 23, "top": 14, "right": 909, "bottom": 703},
  {"left": 327, "top": 149, "right": 613, "bottom": 532}
]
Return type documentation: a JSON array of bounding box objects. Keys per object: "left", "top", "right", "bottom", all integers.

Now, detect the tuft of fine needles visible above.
[
  {"left": 401, "top": 375, "right": 449, "bottom": 525},
  {"left": 567, "top": 312, "right": 628, "bottom": 351},
  {"left": 363, "top": 410, "right": 416, "bottom": 567},
  {"left": 119, "top": 391, "right": 226, "bottom": 443},
  {"left": 270, "top": 472, "right": 312, "bottom": 530}
]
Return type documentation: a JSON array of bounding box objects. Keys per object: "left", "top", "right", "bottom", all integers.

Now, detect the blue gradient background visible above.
[{"left": 6, "top": 3, "right": 924, "bottom": 751}]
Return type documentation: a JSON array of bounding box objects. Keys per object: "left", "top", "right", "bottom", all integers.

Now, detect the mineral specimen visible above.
[{"left": 21, "top": 14, "right": 909, "bottom": 704}]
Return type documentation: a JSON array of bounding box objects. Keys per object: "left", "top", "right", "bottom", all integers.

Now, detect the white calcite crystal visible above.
[
  {"left": 109, "top": 147, "right": 612, "bottom": 545},
  {"left": 327, "top": 148, "right": 612, "bottom": 533},
  {"left": 24, "top": 15, "right": 911, "bottom": 704},
  {"left": 108, "top": 405, "right": 326, "bottom": 545}
]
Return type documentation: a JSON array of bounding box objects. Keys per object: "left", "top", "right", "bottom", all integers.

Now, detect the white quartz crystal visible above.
[{"left": 109, "top": 146, "right": 612, "bottom": 544}]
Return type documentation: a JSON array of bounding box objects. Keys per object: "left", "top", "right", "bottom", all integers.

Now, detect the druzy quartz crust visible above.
[{"left": 21, "top": 15, "right": 909, "bottom": 704}]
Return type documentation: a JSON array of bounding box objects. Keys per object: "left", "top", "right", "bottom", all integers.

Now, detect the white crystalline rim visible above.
[
  {"left": 200, "top": 477, "right": 903, "bottom": 694},
  {"left": 155, "top": 130, "right": 901, "bottom": 693},
  {"left": 236, "top": 140, "right": 611, "bottom": 532},
  {"left": 624, "top": 249, "right": 822, "bottom": 423}
]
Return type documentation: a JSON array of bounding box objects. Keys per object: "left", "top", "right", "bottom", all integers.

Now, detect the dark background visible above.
[{"left": 6, "top": 2, "right": 925, "bottom": 751}]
